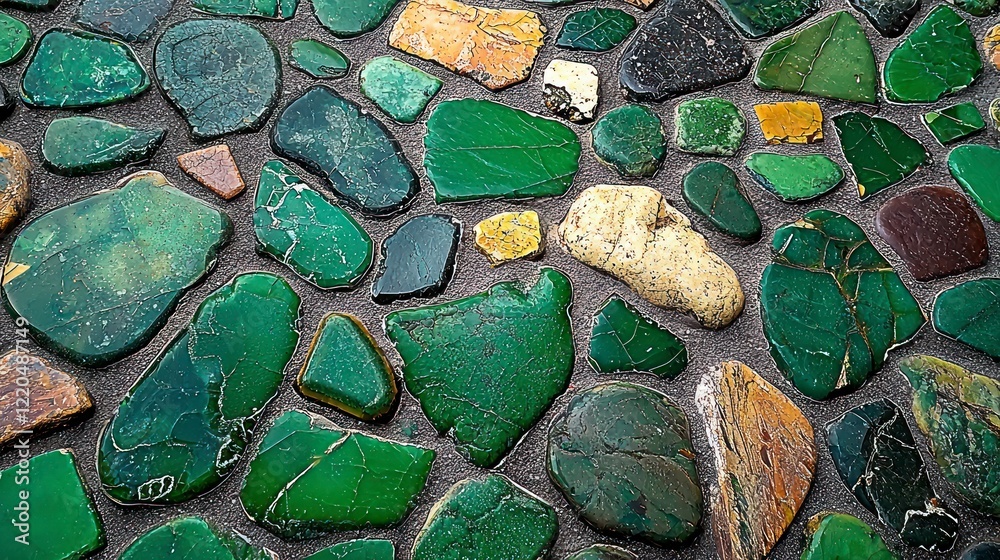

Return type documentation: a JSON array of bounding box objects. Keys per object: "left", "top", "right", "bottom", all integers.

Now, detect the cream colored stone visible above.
[{"left": 543, "top": 59, "right": 599, "bottom": 123}]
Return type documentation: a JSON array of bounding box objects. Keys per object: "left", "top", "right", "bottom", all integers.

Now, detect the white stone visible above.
[{"left": 543, "top": 59, "right": 599, "bottom": 123}]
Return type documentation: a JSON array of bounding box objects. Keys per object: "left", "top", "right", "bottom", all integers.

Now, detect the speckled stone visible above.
[
  {"left": 360, "top": 56, "right": 441, "bottom": 123},
  {"left": 74, "top": 0, "right": 172, "bottom": 42},
  {"left": 371, "top": 214, "right": 460, "bottom": 304},
  {"left": 0, "top": 0, "right": 59, "bottom": 10},
  {"left": 0, "top": 351, "right": 91, "bottom": 447},
  {"left": 591, "top": 105, "right": 665, "bottom": 178},
  {"left": 0, "top": 138, "right": 31, "bottom": 236},
  {"left": 42, "top": 116, "right": 165, "bottom": 176},
  {"left": 674, "top": 97, "right": 745, "bottom": 157},
  {"left": 0, "top": 13, "right": 30, "bottom": 65},
  {"left": 753, "top": 101, "right": 823, "bottom": 144},
  {"left": 473, "top": 210, "right": 544, "bottom": 266},
  {"left": 177, "top": 145, "right": 245, "bottom": 200},
  {"left": 543, "top": 59, "right": 599, "bottom": 123}
]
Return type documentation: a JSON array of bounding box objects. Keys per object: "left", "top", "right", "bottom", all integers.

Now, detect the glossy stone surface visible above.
[
  {"left": 674, "top": 97, "right": 745, "bottom": 157},
  {"left": 411, "top": 475, "right": 558, "bottom": 560},
  {"left": 371, "top": 214, "right": 459, "bottom": 304},
  {"left": 424, "top": 99, "right": 580, "bottom": 202},
  {"left": 3, "top": 171, "right": 232, "bottom": 367},
  {"left": 923, "top": 102, "right": 984, "bottom": 144},
  {"left": 933, "top": 279, "right": 1000, "bottom": 359},
  {"left": 557, "top": 8, "right": 636, "bottom": 52},
  {"left": 0, "top": 351, "right": 91, "bottom": 447},
  {"left": 962, "top": 543, "right": 1000, "bottom": 559},
  {"left": 178, "top": 145, "right": 245, "bottom": 200},
  {"left": 853, "top": 0, "right": 919, "bottom": 37},
  {"left": 473, "top": 210, "right": 544, "bottom": 266},
  {"left": 801, "top": 512, "right": 899, "bottom": 560},
  {"left": 754, "top": 12, "right": 877, "bottom": 103},
  {"left": 948, "top": 144, "right": 1000, "bottom": 221},
  {"left": 41, "top": 116, "right": 165, "bottom": 176},
  {"left": 682, "top": 162, "right": 761, "bottom": 242},
  {"left": 315, "top": 0, "right": 399, "bottom": 38},
  {"left": 985, "top": 25, "right": 1000, "bottom": 69},
  {"left": 155, "top": 19, "right": 280, "bottom": 140},
  {"left": 952, "top": 0, "right": 999, "bottom": 15},
  {"left": 273, "top": 86, "right": 418, "bottom": 215},
  {"left": 1, "top": 0, "right": 59, "bottom": 9},
  {"left": 543, "top": 59, "right": 599, "bottom": 123},
  {"left": 194, "top": 0, "right": 297, "bottom": 18},
  {"left": 0, "top": 139, "right": 31, "bottom": 236},
  {"left": 240, "top": 409, "right": 435, "bottom": 538},
  {"left": 745, "top": 153, "right": 843, "bottom": 202},
  {"left": 591, "top": 105, "right": 664, "bottom": 178},
  {"left": 716, "top": 0, "right": 819, "bottom": 38},
  {"left": 119, "top": 517, "right": 277, "bottom": 560},
  {"left": 0, "top": 83, "right": 14, "bottom": 122},
  {"left": 0, "top": 13, "right": 30, "bottom": 66},
  {"left": 565, "top": 546, "right": 637, "bottom": 560},
  {"left": 304, "top": 540, "right": 394, "bottom": 560},
  {"left": 753, "top": 101, "right": 823, "bottom": 144},
  {"left": 385, "top": 268, "right": 573, "bottom": 467},
  {"left": 588, "top": 295, "right": 687, "bottom": 379},
  {"left": 696, "top": 361, "right": 815, "bottom": 560},
  {"left": 834, "top": 112, "right": 928, "bottom": 200},
  {"left": 360, "top": 56, "right": 441, "bottom": 123},
  {"left": 75, "top": 0, "right": 172, "bottom": 41},
  {"left": 289, "top": 39, "right": 349, "bottom": 79}
]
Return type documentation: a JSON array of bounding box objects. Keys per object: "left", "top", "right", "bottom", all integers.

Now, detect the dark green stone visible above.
[
  {"left": 556, "top": 8, "right": 636, "bottom": 52},
  {"left": 371, "top": 214, "right": 459, "bottom": 304},
  {"left": 74, "top": 0, "right": 172, "bottom": 42},
  {"left": 933, "top": 279, "right": 1000, "bottom": 359},
  {"left": 682, "top": 161, "right": 761, "bottom": 241},
  {"left": 849, "top": 0, "right": 919, "bottom": 37},
  {"left": 962, "top": 543, "right": 1000, "bottom": 560},
  {"left": 359, "top": 56, "right": 442, "bottom": 124},
  {"left": 0, "top": 0, "right": 58, "bottom": 11},
  {"left": 3, "top": 171, "right": 232, "bottom": 367},
  {"left": 42, "top": 116, "right": 166, "bottom": 176},
  {"left": 313, "top": 0, "right": 400, "bottom": 38},
  {"left": 591, "top": 104, "right": 665, "bottom": 178},
  {"left": 385, "top": 268, "right": 574, "bottom": 468},
  {"left": 119, "top": 517, "right": 275, "bottom": 560},
  {"left": 923, "top": 102, "right": 984, "bottom": 145},
  {"left": 674, "top": 97, "right": 745, "bottom": 156},
  {"left": 155, "top": 19, "right": 281, "bottom": 140},
  {"left": 588, "top": 295, "right": 687, "bottom": 379},
  {"left": 272, "top": 86, "right": 418, "bottom": 216},
  {"left": 801, "top": 512, "right": 898, "bottom": 560},
  {"left": 951, "top": 0, "right": 999, "bottom": 15},
  {"left": 304, "top": 540, "right": 395, "bottom": 560},
  {"left": 0, "top": 83, "right": 15, "bottom": 121},
  {"left": 717, "top": 0, "right": 820, "bottom": 38},
  {"left": 745, "top": 153, "right": 844, "bottom": 202},
  {"left": 547, "top": 382, "right": 702, "bottom": 546},
  {"left": 21, "top": 28, "right": 149, "bottom": 108},
  {"left": 833, "top": 112, "right": 928, "bottom": 200},
  {"left": 194, "top": 0, "right": 297, "bottom": 19},
  {"left": 289, "top": 39, "right": 349, "bottom": 79},
  {"left": 565, "top": 546, "right": 637, "bottom": 560},
  {"left": 948, "top": 144, "right": 1000, "bottom": 221},
  {"left": 0, "top": 13, "right": 30, "bottom": 65}
]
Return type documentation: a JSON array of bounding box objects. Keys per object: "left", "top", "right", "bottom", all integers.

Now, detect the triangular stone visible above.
[{"left": 177, "top": 145, "right": 245, "bottom": 200}]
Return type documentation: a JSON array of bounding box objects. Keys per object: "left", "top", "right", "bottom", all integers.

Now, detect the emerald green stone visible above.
[
  {"left": 3, "top": 171, "right": 232, "bottom": 366},
  {"left": 97, "top": 272, "right": 300, "bottom": 505},
  {"left": 289, "top": 39, "right": 349, "bottom": 79},
  {"left": 674, "top": 97, "right": 745, "bottom": 156},
  {"left": 0, "top": 13, "right": 30, "bottom": 66},
  {"left": 385, "top": 268, "right": 574, "bottom": 468},
  {"left": 120, "top": 517, "right": 275, "bottom": 560},
  {"left": 754, "top": 12, "right": 877, "bottom": 103},
  {"left": 923, "top": 102, "right": 985, "bottom": 145},
  {"left": 313, "top": 0, "right": 400, "bottom": 38},
  {"left": 834, "top": 112, "right": 928, "bottom": 200},
  {"left": 883, "top": 6, "right": 981, "bottom": 103},
  {"left": 745, "top": 153, "right": 844, "bottom": 202},
  {"left": 0, "top": 450, "right": 104, "bottom": 560},
  {"left": 42, "top": 116, "right": 166, "bottom": 176},
  {"left": 933, "top": 279, "right": 1000, "bottom": 359},
  {"left": 588, "top": 295, "right": 687, "bottom": 379},
  {"left": 547, "top": 382, "right": 702, "bottom": 546},
  {"left": 948, "top": 144, "right": 1000, "bottom": 221},
  {"left": 951, "top": 0, "right": 999, "bottom": 15},
  {"left": 253, "top": 160, "right": 373, "bottom": 289},
  {"left": 1, "top": 0, "right": 58, "bottom": 11},
  {"left": 304, "top": 540, "right": 394, "bottom": 560},
  {"left": 716, "top": 0, "right": 820, "bottom": 38},
  {"left": 240, "top": 409, "right": 435, "bottom": 539},
  {"left": 760, "top": 210, "right": 925, "bottom": 400},
  {"left": 21, "top": 28, "right": 149, "bottom": 108},
  {"left": 566, "top": 546, "right": 637, "bottom": 560},
  {"left": 591, "top": 104, "right": 665, "bottom": 178},
  {"left": 682, "top": 161, "right": 761, "bottom": 241},
  {"left": 556, "top": 8, "right": 636, "bottom": 52},
  {"left": 360, "top": 56, "right": 442, "bottom": 124},
  {"left": 801, "top": 512, "right": 898, "bottom": 560},
  {"left": 74, "top": 0, "right": 172, "bottom": 42},
  {"left": 411, "top": 475, "right": 558, "bottom": 560},
  {"left": 194, "top": 0, "right": 297, "bottom": 18}
]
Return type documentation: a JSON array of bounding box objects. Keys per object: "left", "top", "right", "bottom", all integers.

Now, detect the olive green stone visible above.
[
  {"left": 1, "top": 0, "right": 58, "bottom": 10},
  {"left": 717, "top": 0, "right": 820, "bottom": 38},
  {"left": 682, "top": 161, "right": 761, "bottom": 241},
  {"left": 801, "top": 512, "right": 898, "bottom": 560},
  {"left": 0, "top": 13, "right": 30, "bottom": 66},
  {"left": 754, "top": 12, "right": 877, "bottom": 103},
  {"left": 923, "top": 102, "right": 984, "bottom": 145},
  {"left": 385, "top": 268, "right": 574, "bottom": 468},
  {"left": 0, "top": 450, "right": 104, "bottom": 560},
  {"left": 360, "top": 56, "right": 442, "bottom": 124},
  {"left": 3, "top": 171, "right": 232, "bottom": 367},
  {"left": 253, "top": 160, "right": 373, "bottom": 289},
  {"left": 547, "top": 382, "right": 702, "bottom": 546},
  {"left": 194, "top": 0, "right": 298, "bottom": 19},
  {"left": 304, "top": 540, "right": 394, "bottom": 560},
  {"left": 411, "top": 474, "right": 558, "bottom": 560},
  {"left": 289, "top": 39, "right": 349, "bottom": 79},
  {"left": 21, "top": 28, "right": 149, "bottom": 108},
  {"left": 313, "top": 0, "right": 400, "bottom": 38},
  {"left": 565, "top": 546, "right": 637, "bottom": 560},
  {"left": 42, "top": 117, "right": 166, "bottom": 176},
  {"left": 933, "top": 279, "right": 1000, "bottom": 359},
  {"left": 240, "top": 409, "right": 435, "bottom": 539},
  {"left": 120, "top": 517, "right": 276, "bottom": 560},
  {"left": 948, "top": 144, "right": 1000, "bottom": 221},
  {"left": 745, "top": 153, "right": 844, "bottom": 202},
  {"left": 674, "top": 97, "right": 745, "bottom": 157},
  {"left": 556, "top": 8, "right": 636, "bottom": 52},
  {"left": 591, "top": 104, "right": 665, "bottom": 178},
  {"left": 834, "top": 112, "right": 928, "bottom": 200},
  {"left": 760, "top": 210, "right": 924, "bottom": 400},
  {"left": 588, "top": 295, "right": 687, "bottom": 379},
  {"left": 424, "top": 99, "right": 581, "bottom": 203}
]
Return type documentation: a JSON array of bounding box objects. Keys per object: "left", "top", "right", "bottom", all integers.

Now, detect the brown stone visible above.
[
  {"left": 177, "top": 144, "right": 245, "bottom": 200},
  {"left": 0, "top": 351, "right": 92, "bottom": 447},
  {"left": 874, "top": 186, "right": 988, "bottom": 281},
  {"left": 0, "top": 138, "right": 31, "bottom": 236},
  {"left": 753, "top": 101, "right": 823, "bottom": 144},
  {"left": 984, "top": 24, "right": 1000, "bottom": 70},
  {"left": 623, "top": 0, "right": 658, "bottom": 8}
]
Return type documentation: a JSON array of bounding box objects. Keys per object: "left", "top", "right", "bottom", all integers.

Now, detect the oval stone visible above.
[{"left": 119, "top": 517, "right": 276, "bottom": 560}]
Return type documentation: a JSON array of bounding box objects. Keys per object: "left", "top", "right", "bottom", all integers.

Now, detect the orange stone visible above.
[
  {"left": 753, "top": 101, "right": 824, "bottom": 144},
  {"left": 0, "top": 351, "right": 92, "bottom": 447},
  {"left": 984, "top": 25, "right": 1000, "bottom": 70},
  {"left": 623, "top": 0, "right": 658, "bottom": 9},
  {"left": 0, "top": 138, "right": 31, "bottom": 236},
  {"left": 177, "top": 144, "right": 245, "bottom": 200},
  {"left": 388, "top": 0, "right": 545, "bottom": 91}
]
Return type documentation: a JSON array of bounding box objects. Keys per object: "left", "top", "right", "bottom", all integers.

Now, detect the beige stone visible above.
[
  {"left": 474, "top": 210, "right": 544, "bottom": 266},
  {"left": 543, "top": 59, "right": 599, "bottom": 123}
]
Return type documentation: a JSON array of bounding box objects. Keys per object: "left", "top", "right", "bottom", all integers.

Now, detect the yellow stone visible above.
[
  {"left": 753, "top": 101, "right": 824, "bottom": 144},
  {"left": 623, "top": 0, "right": 657, "bottom": 8},
  {"left": 984, "top": 25, "right": 1000, "bottom": 70},
  {"left": 388, "top": 0, "right": 545, "bottom": 91},
  {"left": 473, "top": 210, "right": 544, "bottom": 266}
]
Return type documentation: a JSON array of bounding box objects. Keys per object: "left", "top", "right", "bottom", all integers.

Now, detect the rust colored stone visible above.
[
  {"left": 753, "top": 101, "right": 823, "bottom": 144},
  {"left": 177, "top": 144, "right": 245, "bottom": 200},
  {"left": 0, "top": 138, "right": 31, "bottom": 236},
  {"left": 984, "top": 24, "right": 1000, "bottom": 70},
  {"left": 0, "top": 350, "right": 92, "bottom": 447}
]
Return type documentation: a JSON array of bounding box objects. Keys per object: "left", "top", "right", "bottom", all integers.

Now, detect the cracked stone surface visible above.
[
  {"left": 948, "top": 144, "right": 1000, "bottom": 221},
  {"left": 473, "top": 210, "right": 544, "bottom": 266},
  {"left": 923, "top": 102, "right": 985, "bottom": 144},
  {"left": 0, "top": 13, "right": 30, "bottom": 65},
  {"left": 591, "top": 104, "right": 665, "bottom": 178},
  {"left": 681, "top": 161, "right": 761, "bottom": 242},
  {"left": 556, "top": 8, "right": 635, "bottom": 52},
  {"left": 119, "top": 516, "right": 277, "bottom": 560},
  {"left": 178, "top": 145, "right": 246, "bottom": 201},
  {"left": 289, "top": 39, "right": 349, "bottom": 79},
  {"left": 371, "top": 213, "right": 460, "bottom": 303},
  {"left": 985, "top": 25, "right": 1000, "bottom": 69},
  {"left": 0, "top": 350, "right": 91, "bottom": 447},
  {"left": 194, "top": 0, "right": 297, "bottom": 18},
  {"left": 304, "top": 539, "right": 395, "bottom": 560},
  {"left": 587, "top": 295, "right": 687, "bottom": 379},
  {"left": 745, "top": 153, "right": 843, "bottom": 202},
  {"left": 834, "top": 112, "right": 928, "bottom": 200},
  {"left": 674, "top": 97, "right": 745, "bottom": 157},
  {"left": 933, "top": 278, "right": 1000, "bottom": 359},
  {"left": 752, "top": 101, "right": 823, "bottom": 144},
  {"left": 716, "top": 0, "right": 820, "bottom": 38},
  {"left": 314, "top": 0, "right": 400, "bottom": 38},
  {"left": 565, "top": 545, "right": 638, "bottom": 560},
  {"left": 801, "top": 512, "right": 899, "bottom": 560},
  {"left": 0, "top": 138, "right": 31, "bottom": 236},
  {"left": 74, "top": 0, "right": 173, "bottom": 41},
  {"left": 360, "top": 56, "right": 441, "bottom": 123},
  {"left": 42, "top": 116, "right": 165, "bottom": 176},
  {"left": 850, "top": 0, "right": 919, "bottom": 36},
  {"left": 543, "top": 59, "right": 599, "bottom": 123}
]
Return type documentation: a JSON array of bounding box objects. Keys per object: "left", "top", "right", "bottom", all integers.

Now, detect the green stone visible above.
[
  {"left": 834, "top": 112, "right": 928, "bottom": 200},
  {"left": 962, "top": 543, "right": 1000, "bottom": 559},
  {"left": 682, "top": 161, "right": 761, "bottom": 241},
  {"left": 119, "top": 517, "right": 275, "bottom": 560},
  {"left": 289, "top": 39, "right": 349, "bottom": 79},
  {"left": 883, "top": 6, "right": 981, "bottom": 103},
  {"left": 42, "top": 116, "right": 166, "bottom": 176},
  {"left": 411, "top": 475, "right": 558, "bottom": 560},
  {"left": 272, "top": 86, "right": 418, "bottom": 216},
  {"left": 754, "top": 12, "right": 877, "bottom": 103},
  {"left": 952, "top": 0, "right": 999, "bottom": 15},
  {"left": 297, "top": 313, "right": 397, "bottom": 421},
  {"left": 240, "top": 409, "right": 435, "bottom": 539},
  {"left": 360, "top": 56, "right": 442, "bottom": 124},
  {"left": 97, "top": 272, "right": 300, "bottom": 505},
  {"left": 21, "top": 28, "right": 149, "bottom": 108},
  {"left": 0, "top": 13, "right": 30, "bottom": 66},
  {"left": 313, "top": 0, "right": 400, "bottom": 38},
  {"left": 194, "top": 0, "right": 298, "bottom": 18},
  {"left": 801, "top": 512, "right": 898, "bottom": 560},
  {"left": 948, "top": 144, "right": 1000, "bottom": 221},
  {"left": 745, "top": 153, "right": 844, "bottom": 202},
  {"left": 547, "top": 382, "right": 702, "bottom": 546},
  {"left": 304, "top": 540, "right": 395, "bottom": 560},
  {"left": 849, "top": 0, "right": 918, "bottom": 37},
  {"left": 253, "top": 160, "right": 373, "bottom": 289},
  {"left": 923, "top": 102, "right": 985, "bottom": 145},
  {"left": 1, "top": 0, "right": 58, "bottom": 9},
  {"left": 588, "top": 295, "right": 687, "bottom": 379},
  {"left": 556, "top": 8, "right": 636, "bottom": 52},
  {"left": 760, "top": 210, "right": 924, "bottom": 400},
  {"left": 424, "top": 99, "right": 581, "bottom": 203},
  {"left": 0, "top": 450, "right": 104, "bottom": 560},
  {"left": 933, "top": 279, "right": 1000, "bottom": 359},
  {"left": 74, "top": 0, "right": 172, "bottom": 42},
  {"left": 565, "top": 546, "right": 637, "bottom": 560},
  {"left": 716, "top": 0, "right": 820, "bottom": 38},
  {"left": 371, "top": 214, "right": 460, "bottom": 304},
  {"left": 385, "top": 268, "right": 574, "bottom": 468},
  {"left": 674, "top": 97, "right": 745, "bottom": 156},
  {"left": 591, "top": 104, "right": 665, "bottom": 178},
  {"left": 3, "top": 171, "right": 232, "bottom": 367}
]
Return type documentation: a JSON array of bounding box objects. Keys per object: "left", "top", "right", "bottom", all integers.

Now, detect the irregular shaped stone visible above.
[
  {"left": 923, "top": 102, "right": 984, "bottom": 145},
  {"left": 315, "top": 0, "right": 400, "bottom": 38},
  {"left": 948, "top": 144, "right": 1000, "bottom": 221},
  {"left": 1, "top": 0, "right": 58, "bottom": 10},
  {"left": 240, "top": 409, "right": 435, "bottom": 538},
  {"left": 753, "top": 101, "right": 823, "bottom": 144},
  {"left": 565, "top": 546, "right": 637, "bottom": 560},
  {"left": 42, "top": 116, "right": 165, "bottom": 176},
  {"left": 0, "top": 13, "right": 30, "bottom": 65},
  {"left": 178, "top": 145, "right": 245, "bottom": 200},
  {"left": 21, "top": 28, "right": 149, "bottom": 108},
  {"left": 962, "top": 544, "right": 1000, "bottom": 559},
  {"left": 619, "top": 0, "right": 751, "bottom": 102},
  {"left": 0, "top": 351, "right": 91, "bottom": 447},
  {"left": 0, "top": 138, "right": 31, "bottom": 236},
  {"left": 745, "top": 153, "right": 843, "bottom": 202},
  {"left": 371, "top": 214, "right": 460, "bottom": 304},
  {"left": 556, "top": 8, "right": 636, "bottom": 52},
  {"left": 289, "top": 39, "right": 348, "bottom": 79},
  {"left": 950, "top": 0, "right": 998, "bottom": 17},
  {"left": 360, "top": 56, "right": 441, "bottom": 123},
  {"left": 473, "top": 210, "right": 544, "bottom": 266},
  {"left": 696, "top": 361, "right": 815, "bottom": 560},
  {"left": 682, "top": 162, "right": 761, "bottom": 241},
  {"left": 253, "top": 160, "right": 373, "bottom": 289},
  {"left": 424, "top": 99, "right": 580, "bottom": 202},
  {"left": 588, "top": 296, "right": 687, "bottom": 379},
  {"left": 389, "top": 0, "right": 544, "bottom": 90},
  {"left": 305, "top": 540, "right": 395, "bottom": 560},
  {"left": 827, "top": 399, "right": 959, "bottom": 551},
  {"left": 74, "top": 0, "right": 173, "bottom": 42},
  {"left": 2, "top": 171, "right": 232, "bottom": 366},
  {"left": 558, "top": 185, "right": 744, "bottom": 329},
  {"left": 543, "top": 59, "right": 598, "bottom": 123},
  {"left": 850, "top": 0, "right": 919, "bottom": 37},
  {"left": 985, "top": 25, "right": 1000, "bottom": 69},
  {"left": 272, "top": 86, "right": 418, "bottom": 215},
  {"left": 120, "top": 517, "right": 277, "bottom": 560},
  {"left": 155, "top": 19, "right": 280, "bottom": 140},
  {"left": 801, "top": 512, "right": 899, "bottom": 560},
  {"left": 385, "top": 268, "right": 573, "bottom": 467},
  {"left": 716, "top": 0, "right": 820, "bottom": 38},
  {"left": 834, "top": 112, "right": 928, "bottom": 200},
  {"left": 0, "top": 82, "right": 14, "bottom": 122},
  {"left": 411, "top": 475, "right": 558, "bottom": 560},
  {"left": 591, "top": 105, "right": 664, "bottom": 178},
  {"left": 194, "top": 0, "right": 297, "bottom": 18},
  {"left": 675, "top": 97, "right": 745, "bottom": 156},
  {"left": 933, "top": 279, "right": 1000, "bottom": 359},
  {"left": 754, "top": 12, "right": 877, "bottom": 103},
  {"left": 992, "top": 99, "right": 1000, "bottom": 131}
]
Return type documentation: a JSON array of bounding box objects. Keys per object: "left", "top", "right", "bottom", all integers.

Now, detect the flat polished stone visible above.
[
  {"left": 314, "top": 0, "right": 399, "bottom": 37},
  {"left": 985, "top": 25, "right": 1000, "bottom": 69},
  {"left": 557, "top": 8, "right": 636, "bottom": 52},
  {"left": 74, "top": 0, "right": 172, "bottom": 41},
  {"left": 178, "top": 145, "right": 245, "bottom": 200},
  {"left": 42, "top": 116, "right": 165, "bottom": 176},
  {"left": 0, "top": 13, "right": 30, "bottom": 65},
  {"left": 592, "top": 105, "right": 665, "bottom": 178},
  {"left": 565, "top": 546, "right": 637, "bottom": 560},
  {"left": 801, "top": 512, "right": 899, "bottom": 560},
  {"left": 753, "top": 101, "right": 823, "bottom": 144},
  {"left": 0, "top": 83, "right": 15, "bottom": 122},
  {"left": 716, "top": 0, "right": 820, "bottom": 38},
  {"left": 0, "top": 138, "right": 31, "bottom": 236},
  {"left": 834, "top": 112, "right": 928, "bottom": 200},
  {"left": 674, "top": 97, "right": 745, "bottom": 156},
  {"left": 923, "top": 102, "right": 985, "bottom": 144},
  {"left": 851, "top": 0, "right": 918, "bottom": 36},
  {"left": 473, "top": 210, "right": 544, "bottom": 266},
  {"left": 304, "top": 540, "right": 394, "bottom": 560},
  {"left": 948, "top": 144, "right": 1000, "bottom": 221},
  {"left": 371, "top": 214, "right": 460, "bottom": 304},
  {"left": 194, "top": 0, "right": 297, "bottom": 18},
  {"left": 933, "top": 279, "right": 1000, "bottom": 359},
  {"left": 289, "top": 39, "right": 349, "bottom": 79},
  {"left": 119, "top": 517, "right": 277, "bottom": 560},
  {"left": 952, "top": 0, "right": 999, "bottom": 15},
  {"left": 0, "top": 0, "right": 59, "bottom": 10},
  {"left": 962, "top": 543, "right": 1000, "bottom": 559},
  {"left": 745, "top": 153, "right": 843, "bottom": 202},
  {"left": 543, "top": 59, "right": 599, "bottom": 123},
  {"left": 682, "top": 161, "right": 761, "bottom": 242},
  {"left": 360, "top": 56, "right": 441, "bottom": 123},
  {"left": 588, "top": 295, "right": 687, "bottom": 379},
  {"left": 0, "top": 351, "right": 91, "bottom": 447}
]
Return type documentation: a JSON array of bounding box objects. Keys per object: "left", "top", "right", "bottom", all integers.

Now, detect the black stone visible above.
[
  {"left": 849, "top": 0, "right": 919, "bottom": 37},
  {"left": 74, "top": 0, "right": 173, "bottom": 42},
  {"left": 372, "top": 214, "right": 460, "bottom": 304},
  {"left": 0, "top": 82, "right": 16, "bottom": 121},
  {"left": 962, "top": 543, "right": 1000, "bottom": 560}
]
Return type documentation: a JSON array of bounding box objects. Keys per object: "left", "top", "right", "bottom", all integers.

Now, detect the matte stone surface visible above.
[
  {"left": 0, "top": 13, "right": 30, "bottom": 66},
  {"left": 314, "top": 0, "right": 400, "bottom": 38},
  {"left": 194, "top": 0, "right": 297, "bottom": 18},
  {"left": 304, "top": 540, "right": 394, "bottom": 560},
  {"left": 682, "top": 161, "right": 761, "bottom": 242},
  {"left": 716, "top": 0, "right": 820, "bottom": 38},
  {"left": 556, "top": 8, "right": 636, "bottom": 52},
  {"left": 963, "top": 543, "right": 1000, "bottom": 559},
  {"left": 933, "top": 278, "right": 1000, "bottom": 359},
  {"left": 289, "top": 39, "right": 349, "bottom": 79},
  {"left": 674, "top": 97, "right": 745, "bottom": 156},
  {"left": 371, "top": 214, "right": 459, "bottom": 304},
  {"left": 801, "top": 512, "right": 898, "bottom": 560},
  {"left": 178, "top": 145, "right": 246, "bottom": 200},
  {"left": 565, "top": 546, "right": 637, "bottom": 560},
  {"left": 591, "top": 104, "right": 665, "bottom": 178},
  {"left": 834, "top": 112, "right": 928, "bottom": 200},
  {"left": 543, "top": 59, "right": 599, "bottom": 123},
  {"left": 359, "top": 56, "right": 442, "bottom": 123},
  {"left": 119, "top": 517, "right": 277, "bottom": 560},
  {"left": 850, "top": 0, "right": 919, "bottom": 36},
  {"left": 0, "top": 350, "right": 91, "bottom": 447},
  {"left": 0, "top": 138, "right": 31, "bottom": 236},
  {"left": 587, "top": 295, "right": 687, "bottom": 379},
  {"left": 473, "top": 210, "right": 544, "bottom": 266},
  {"left": 923, "top": 102, "right": 985, "bottom": 144},
  {"left": 41, "top": 116, "right": 165, "bottom": 176},
  {"left": 745, "top": 153, "right": 843, "bottom": 202},
  {"left": 752, "top": 101, "right": 823, "bottom": 144},
  {"left": 948, "top": 144, "right": 1000, "bottom": 221},
  {"left": 74, "top": 0, "right": 172, "bottom": 41}
]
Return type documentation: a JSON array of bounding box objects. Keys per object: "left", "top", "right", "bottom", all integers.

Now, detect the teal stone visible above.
[
  {"left": 717, "top": 0, "right": 821, "bottom": 38},
  {"left": 745, "top": 153, "right": 844, "bottom": 202},
  {"left": 0, "top": 13, "right": 30, "bottom": 66},
  {"left": 313, "top": 0, "right": 401, "bottom": 38},
  {"left": 566, "top": 546, "right": 637, "bottom": 560},
  {"left": 1, "top": 0, "right": 59, "bottom": 11},
  {"left": 556, "top": 8, "right": 636, "bottom": 52},
  {"left": 948, "top": 144, "right": 1000, "bottom": 221},
  {"left": 120, "top": 517, "right": 275, "bottom": 560},
  {"left": 42, "top": 116, "right": 166, "bottom": 176},
  {"left": 923, "top": 102, "right": 984, "bottom": 145},
  {"left": 304, "top": 540, "right": 395, "bottom": 560},
  {"left": 194, "top": 0, "right": 298, "bottom": 19},
  {"left": 2, "top": 171, "right": 232, "bottom": 367},
  {"left": 933, "top": 279, "right": 1000, "bottom": 359},
  {"left": 588, "top": 295, "right": 687, "bottom": 379},
  {"left": 834, "top": 112, "right": 928, "bottom": 200},
  {"left": 682, "top": 161, "right": 761, "bottom": 241},
  {"left": 371, "top": 214, "right": 460, "bottom": 304},
  {"left": 360, "top": 56, "right": 442, "bottom": 124},
  {"left": 591, "top": 104, "right": 665, "bottom": 178},
  {"left": 74, "top": 0, "right": 173, "bottom": 42},
  {"left": 290, "top": 39, "right": 349, "bottom": 79}
]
